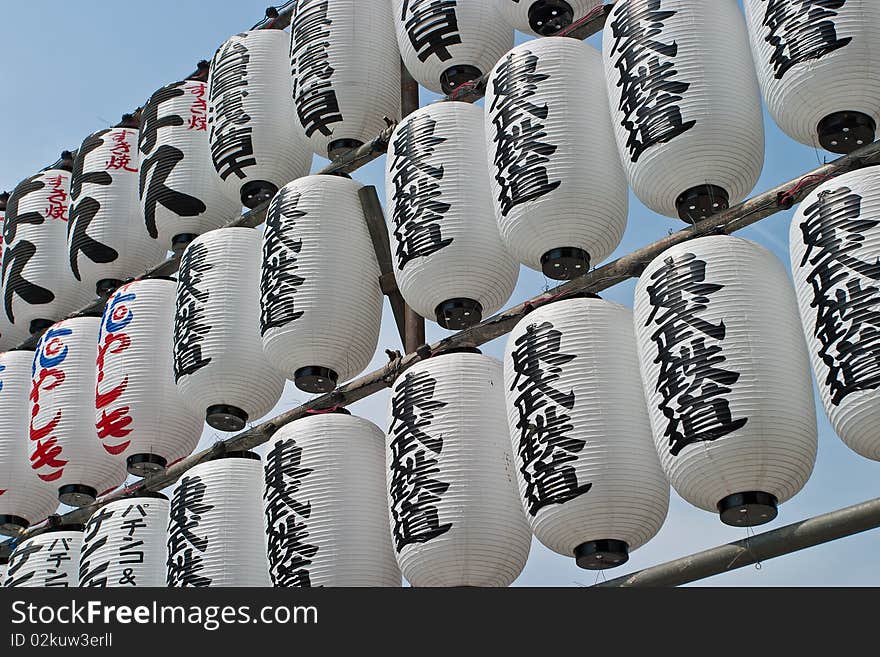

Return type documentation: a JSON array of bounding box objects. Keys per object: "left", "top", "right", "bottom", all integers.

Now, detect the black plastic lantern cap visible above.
[
  {"left": 440, "top": 65, "right": 483, "bottom": 95},
  {"left": 435, "top": 298, "right": 482, "bottom": 330},
  {"left": 241, "top": 180, "right": 278, "bottom": 209},
  {"left": 541, "top": 247, "right": 590, "bottom": 280},
  {"left": 29, "top": 318, "right": 54, "bottom": 335},
  {"left": 575, "top": 539, "right": 630, "bottom": 570},
  {"left": 59, "top": 151, "right": 75, "bottom": 172},
  {"left": 172, "top": 233, "right": 199, "bottom": 251},
  {"left": 96, "top": 278, "right": 123, "bottom": 298},
  {"left": 717, "top": 491, "right": 779, "bottom": 527},
  {"left": 206, "top": 404, "right": 248, "bottom": 432},
  {"left": 0, "top": 515, "right": 29, "bottom": 535},
  {"left": 58, "top": 484, "right": 97, "bottom": 508},
  {"left": 818, "top": 111, "right": 876, "bottom": 154},
  {"left": 127, "top": 453, "right": 168, "bottom": 477},
  {"left": 675, "top": 184, "right": 730, "bottom": 222},
  {"left": 529, "top": 0, "right": 574, "bottom": 35},
  {"left": 328, "top": 138, "right": 364, "bottom": 160},
  {"left": 434, "top": 346, "right": 482, "bottom": 357},
  {"left": 295, "top": 366, "right": 339, "bottom": 394},
  {"left": 220, "top": 450, "right": 261, "bottom": 461}
]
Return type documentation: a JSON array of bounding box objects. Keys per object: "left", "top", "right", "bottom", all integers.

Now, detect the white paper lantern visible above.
[
  {"left": 504, "top": 297, "right": 669, "bottom": 568},
  {"left": 97, "top": 279, "right": 203, "bottom": 475},
  {"left": 603, "top": 0, "right": 765, "bottom": 221},
  {"left": 393, "top": 0, "right": 514, "bottom": 95},
  {"left": 496, "top": 0, "right": 603, "bottom": 36},
  {"left": 174, "top": 227, "right": 285, "bottom": 432},
  {"left": 0, "top": 350, "right": 59, "bottom": 534},
  {"left": 386, "top": 102, "right": 518, "bottom": 329},
  {"left": 387, "top": 350, "right": 531, "bottom": 587},
  {"left": 486, "top": 37, "right": 628, "bottom": 279},
  {"left": 634, "top": 235, "right": 818, "bottom": 526},
  {"left": 0, "top": 313, "right": 28, "bottom": 353},
  {"left": 79, "top": 494, "right": 169, "bottom": 587},
  {"left": 264, "top": 411, "right": 401, "bottom": 587},
  {"left": 167, "top": 453, "right": 270, "bottom": 587},
  {"left": 138, "top": 77, "right": 241, "bottom": 250},
  {"left": 4, "top": 527, "right": 83, "bottom": 588},
  {"left": 208, "top": 29, "right": 312, "bottom": 209},
  {"left": 2, "top": 167, "right": 93, "bottom": 335},
  {"left": 260, "top": 175, "right": 382, "bottom": 393},
  {"left": 744, "top": 0, "right": 880, "bottom": 154},
  {"left": 30, "top": 317, "right": 127, "bottom": 507},
  {"left": 789, "top": 168, "right": 880, "bottom": 460},
  {"left": 290, "top": 0, "right": 401, "bottom": 159}
]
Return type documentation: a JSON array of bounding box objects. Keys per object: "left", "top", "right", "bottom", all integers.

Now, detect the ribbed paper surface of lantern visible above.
[
  {"left": 30, "top": 317, "right": 127, "bottom": 503},
  {"left": 386, "top": 102, "right": 518, "bottom": 327},
  {"left": 4, "top": 529, "right": 83, "bottom": 588},
  {"left": 139, "top": 80, "right": 241, "bottom": 250},
  {"left": 291, "top": 0, "right": 401, "bottom": 159},
  {"left": 79, "top": 495, "right": 169, "bottom": 587},
  {"left": 387, "top": 352, "right": 531, "bottom": 587},
  {"left": 496, "top": 0, "right": 603, "bottom": 36},
  {"left": 208, "top": 30, "right": 312, "bottom": 208},
  {"left": 3, "top": 170, "right": 93, "bottom": 334},
  {"left": 260, "top": 176, "right": 382, "bottom": 389},
  {"left": 744, "top": 0, "right": 880, "bottom": 152},
  {"left": 486, "top": 38, "right": 627, "bottom": 276},
  {"left": 97, "top": 279, "right": 203, "bottom": 472},
  {"left": 167, "top": 455, "right": 270, "bottom": 587},
  {"left": 790, "top": 168, "right": 880, "bottom": 461},
  {"left": 503, "top": 298, "right": 669, "bottom": 565},
  {"left": 0, "top": 313, "right": 28, "bottom": 352},
  {"left": 264, "top": 414, "right": 401, "bottom": 587},
  {"left": 69, "top": 128, "right": 167, "bottom": 294},
  {"left": 174, "top": 228, "right": 285, "bottom": 429},
  {"left": 393, "top": 0, "right": 514, "bottom": 95},
  {"left": 0, "top": 351, "right": 59, "bottom": 531},
  {"left": 602, "top": 0, "right": 765, "bottom": 220},
  {"left": 634, "top": 235, "right": 818, "bottom": 520}
]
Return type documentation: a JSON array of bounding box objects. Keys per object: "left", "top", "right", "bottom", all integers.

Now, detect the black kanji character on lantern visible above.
[
  {"left": 4, "top": 542, "right": 43, "bottom": 588},
  {"left": 4, "top": 174, "right": 45, "bottom": 245},
  {"left": 79, "top": 506, "right": 115, "bottom": 587},
  {"left": 209, "top": 36, "right": 257, "bottom": 181},
  {"left": 2, "top": 240, "right": 54, "bottom": 323},
  {"left": 402, "top": 0, "right": 462, "bottom": 62},
  {"left": 173, "top": 242, "right": 213, "bottom": 381},
  {"left": 167, "top": 474, "right": 214, "bottom": 587},
  {"left": 140, "top": 145, "right": 207, "bottom": 238},
  {"left": 260, "top": 190, "right": 306, "bottom": 335}
]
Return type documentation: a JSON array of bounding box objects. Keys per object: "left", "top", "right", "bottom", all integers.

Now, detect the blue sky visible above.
[{"left": 1, "top": 1, "right": 877, "bottom": 586}]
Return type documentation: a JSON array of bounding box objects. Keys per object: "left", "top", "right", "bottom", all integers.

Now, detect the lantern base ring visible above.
[
  {"left": 541, "top": 247, "right": 591, "bottom": 280},
  {"left": 440, "top": 65, "right": 483, "bottom": 95},
  {"left": 29, "top": 318, "right": 54, "bottom": 335},
  {"left": 328, "top": 138, "right": 364, "bottom": 161},
  {"left": 58, "top": 484, "right": 98, "bottom": 508},
  {"left": 675, "top": 185, "right": 730, "bottom": 222},
  {"left": 127, "top": 453, "right": 168, "bottom": 477},
  {"left": 240, "top": 180, "right": 279, "bottom": 209},
  {"left": 295, "top": 366, "right": 339, "bottom": 394},
  {"left": 817, "top": 111, "right": 876, "bottom": 155},
  {"left": 575, "top": 539, "right": 630, "bottom": 570},
  {"left": 435, "top": 298, "right": 483, "bottom": 330},
  {"left": 0, "top": 514, "right": 30, "bottom": 535},
  {"left": 528, "top": 0, "right": 574, "bottom": 36},
  {"left": 172, "top": 233, "right": 199, "bottom": 252},
  {"left": 717, "top": 491, "right": 779, "bottom": 527},
  {"left": 205, "top": 405, "right": 249, "bottom": 432},
  {"left": 96, "top": 279, "right": 124, "bottom": 298}
]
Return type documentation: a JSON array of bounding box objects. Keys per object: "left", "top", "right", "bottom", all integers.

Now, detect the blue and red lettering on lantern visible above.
[
  {"left": 96, "top": 290, "right": 135, "bottom": 456},
  {"left": 29, "top": 327, "right": 73, "bottom": 482}
]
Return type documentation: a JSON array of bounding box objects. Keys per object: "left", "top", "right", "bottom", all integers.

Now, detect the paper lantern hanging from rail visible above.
[
  {"left": 486, "top": 37, "right": 628, "bottom": 280},
  {"left": 264, "top": 411, "right": 401, "bottom": 587},
  {"left": 3, "top": 163, "right": 93, "bottom": 335},
  {"left": 138, "top": 72, "right": 242, "bottom": 251},
  {"left": 166, "top": 452, "right": 270, "bottom": 587},
  {"left": 208, "top": 29, "right": 312, "bottom": 209},
  {"left": 789, "top": 168, "right": 880, "bottom": 461},
  {"left": 602, "top": 0, "right": 765, "bottom": 222},
  {"left": 392, "top": 0, "right": 514, "bottom": 95},
  {"left": 78, "top": 493, "right": 169, "bottom": 587},
  {"left": 4, "top": 526, "right": 83, "bottom": 588},
  {"left": 385, "top": 101, "right": 518, "bottom": 329},
  {"left": 496, "top": 0, "right": 602, "bottom": 36},
  {"left": 633, "top": 235, "right": 818, "bottom": 526},
  {"left": 386, "top": 350, "right": 531, "bottom": 587},
  {"left": 174, "top": 227, "right": 285, "bottom": 432},
  {"left": 0, "top": 350, "right": 59, "bottom": 534},
  {"left": 30, "top": 317, "right": 128, "bottom": 507},
  {"left": 743, "top": 0, "right": 880, "bottom": 154},
  {"left": 260, "top": 175, "right": 382, "bottom": 393},
  {"left": 69, "top": 123, "right": 168, "bottom": 297},
  {"left": 503, "top": 296, "right": 669, "bottom": 569},
  {"left": 97, "top": 279, "right": 204, "bottom": 476},
  {"left": 290, "top": 0, "right": 401, "bottom": 159}
]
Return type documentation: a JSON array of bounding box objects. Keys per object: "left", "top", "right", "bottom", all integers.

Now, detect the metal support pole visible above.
[{"left": 596, "top": 498, "right": 880, "bottom": 587}]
